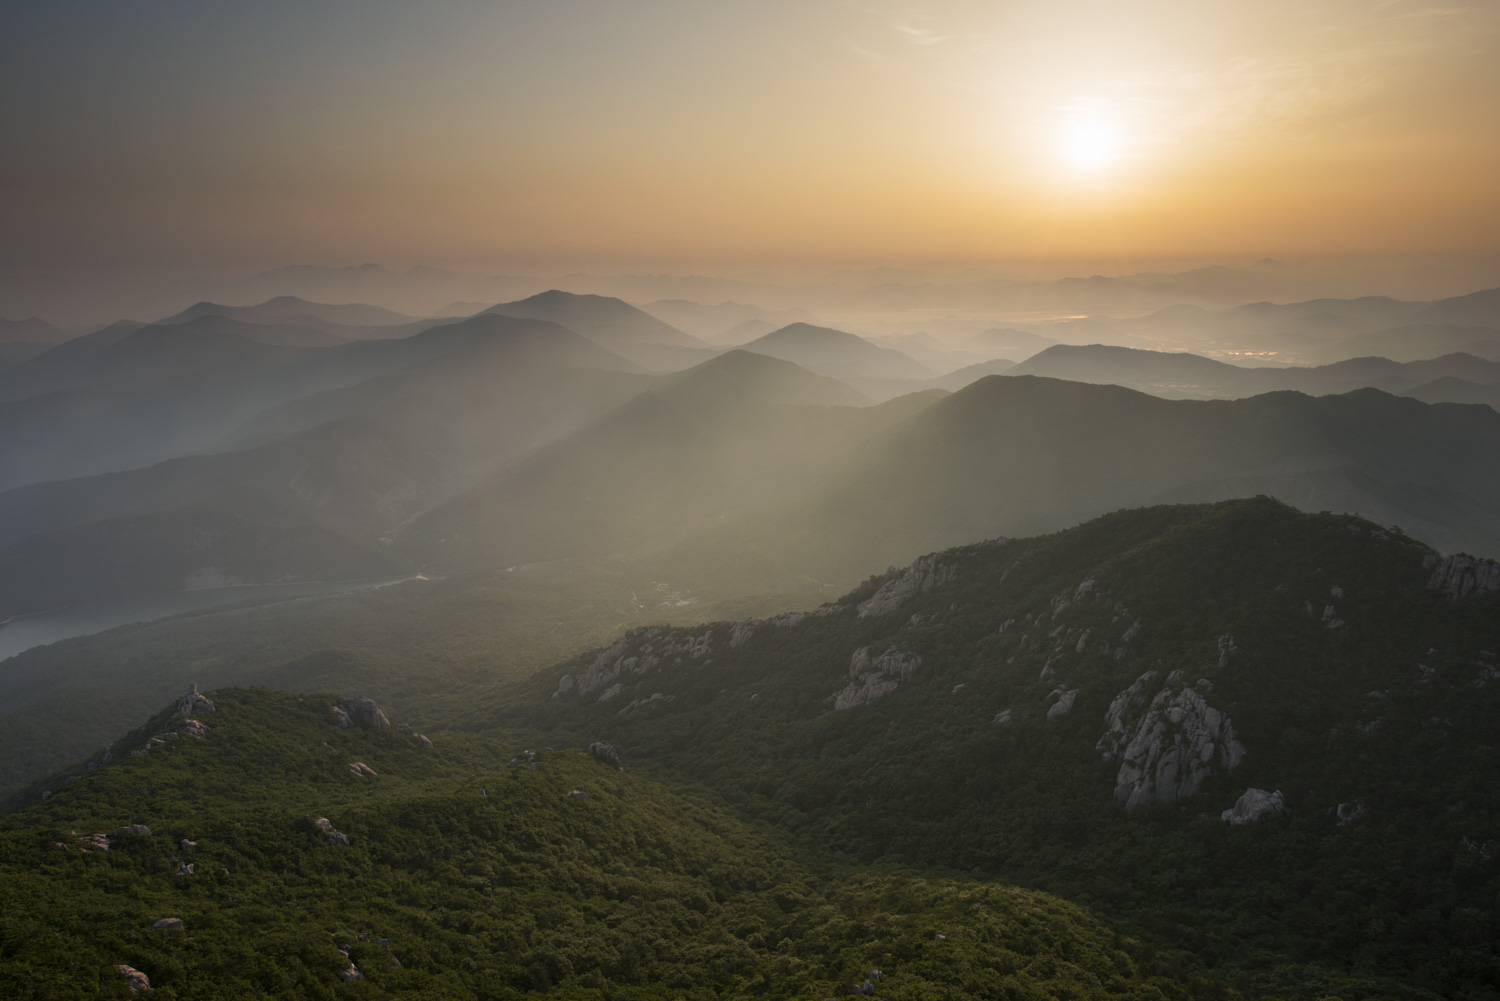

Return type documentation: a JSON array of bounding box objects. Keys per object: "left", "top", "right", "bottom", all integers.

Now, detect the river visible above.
[{"left": 0, "top": 577, "right": 414, "bottom": 662}]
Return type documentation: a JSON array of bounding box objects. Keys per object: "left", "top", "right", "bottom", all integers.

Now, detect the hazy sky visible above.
[{"left": 3, "top": 0, "right": 1499, "bottom": 286}]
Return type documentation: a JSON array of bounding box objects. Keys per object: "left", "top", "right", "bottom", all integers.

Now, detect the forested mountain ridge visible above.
[
  {"left": 510, "top": 498, "right": 1500, "bottom": 998},
  {"left": 0, "top": 687, "right": 1231, "bottom": 1000}
]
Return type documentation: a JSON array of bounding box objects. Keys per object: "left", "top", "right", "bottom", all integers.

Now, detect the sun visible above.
[{"left": 1061, "top": 118, "right": 1120, "bottom": 172}]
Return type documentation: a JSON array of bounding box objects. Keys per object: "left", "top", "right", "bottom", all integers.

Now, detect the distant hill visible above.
[
  {"left": 1403, "top": 375, "right": 1500, "bottom": 410},
  {"left": 655, "top": 375, "right": 1500, "bottom": 592},
  {"left": 0, "top": 341, "right": 51, "bottom": 375},
  {"left": 0, "top": 313, "right": 632, "bottom": 491},
  {"left": 1311, "top": 323, "right": 1500, "bottom": 364},
  {"left": 483, "top": 289, "right": 705, "bottom": 353},
  {"left": 0, "top": 316, "right": 68, "bottom": 344},
  {"left": 640, "top": 298, "right": 817, "bottom": 341},
  {"left": 740, "top": 322, "right": 934, "bottom": 383},
  {"left": 929, "top": 356, "right": 1018, "bottom": 389},
  {"left": 156, "top": 296, "right": 428, "bottom": 343},
  {"left": 0, "top": 322, "right": 653, "bottom": 615},
  {"left": 1408, "top": 285, "right": 1500, "bottom": 328},
  {"left": 399, "top": 350, "right": 881, "bottom": 568},
  {"left": 1011, "top": 343, "right": 1240, "bottom": 395},
  {"left": 161, "top": 295, "right": 416, "bottom": 327},
  {"left": 1012, "top": 343, "right": 1500, "bottom": 400},
  {"left": 964, "top": 326, "right": 1055, "bottom": 359}
]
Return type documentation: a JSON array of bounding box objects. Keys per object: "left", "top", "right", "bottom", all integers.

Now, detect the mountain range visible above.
[{"left": 3, "top": 499, "right": 1496, "bottom": 998}]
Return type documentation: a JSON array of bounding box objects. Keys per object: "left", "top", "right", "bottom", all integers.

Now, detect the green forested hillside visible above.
[
  {"left": 0, "top": 688, "right": 1224, "bottom": 1001},
  {"left": 514, "top": 499, "right": 1500, "bottom": 999}
]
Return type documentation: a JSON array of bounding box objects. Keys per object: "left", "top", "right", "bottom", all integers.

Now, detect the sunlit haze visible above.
[{"left": 4, "top": 0, "right": 1500, "bottom": 321}]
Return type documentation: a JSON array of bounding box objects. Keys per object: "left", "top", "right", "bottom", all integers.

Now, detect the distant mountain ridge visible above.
[
  {"left": 739, "top": 322, "right": 934, "bottom": 383},
  {"left": 1011, "top": 342, "right": 1500, "bottom": 402},
  {"left": 482, "top": 289, "right": 704, "bottom": 350}
]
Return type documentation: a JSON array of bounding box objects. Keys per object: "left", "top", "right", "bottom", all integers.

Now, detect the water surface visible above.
[{"left": 0, "top": 578, "right": 409, "bottom": 662}]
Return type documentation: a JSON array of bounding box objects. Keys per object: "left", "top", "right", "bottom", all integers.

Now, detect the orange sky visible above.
[{"left": 3, "top": 0, "right": 1499, "bottom": 280}]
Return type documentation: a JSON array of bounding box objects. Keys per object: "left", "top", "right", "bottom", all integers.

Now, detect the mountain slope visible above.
[
  {"left": 160, "top": 294, "right": 420, "bottom": 330},
  {"left": 656, "top": 375, "right": 1500, "bottom": 592},
  {"left": 518, "top": 499, "right": 1500, "bottom": 998},
  {"left": 483, "top": 289, "right": 705, "bottom": 351},
  {"left": 1403, "top": 376, "right": 1500, "bottom": 410},
  {"left": 0, "top": 686, "right": 1227, "bottom": 1000},
  {"left": 1011, "top": 343, "right": 1500, "bottom": 399},
  {"left": 0, "top": 316, "right": 68, "bottom": 344},
  {"left": 740, "top": 322, "right": 935, "bottom": 382},
  {"left": 0, "top": 322, "right": 651, "bottom": 616},
  {"left": 0, "top": 313, "right": 621, "bottom": 489},
  {"left": 400, "top": 351, "right": 883, "bottom": 568}
]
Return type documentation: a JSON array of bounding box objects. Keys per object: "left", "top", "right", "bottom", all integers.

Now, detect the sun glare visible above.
[{"left": 1062, "top": 118, "right": 1119, "bottom": 172}]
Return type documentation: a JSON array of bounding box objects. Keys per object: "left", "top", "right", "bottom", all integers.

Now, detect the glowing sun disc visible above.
[{"left": 1062, "top": 120, "right": 1118, "bottom": 171}]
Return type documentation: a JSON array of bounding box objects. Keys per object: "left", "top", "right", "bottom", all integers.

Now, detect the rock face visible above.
[
  {"left": 1100, "top": 671, "right": 1246, "bottom": 810},
  {"left": 332, "top": 697, "right": 390, "bottom": 729},
  {"left": 1046, "top": 688, "right": 1078, "bottom": 718},
  {"left": 116, "top": 965, "right": 150, "bottom": 992},
  {"left": 312, "top": 817, "right": 351, "bottom": 846},
  {"left": 729, "top": 619, "right": 757, "bottom": 647},
  {"left": 834, "top": 647, "right": 922, "bottom": 710},
  {"left": 347, "top": 761, "right": 378, "bottom": 778},
  {"left": 588, "top": 742, "right": 622, "bottom": 769},
  {"left": 570, "top": 627, "right": 712, "bottom": 697},
  {"left": 618, "top": 693, "right": 674, "bottom": 715},
  {"left": 152, "top": 917, "right": 184, "bottom": 931},
  {"left": 1426, "top": 553, "right": 1500, "bottom": 599},
  {"left": 551, "top": 674, "right": 576, "bottom": 699},
  {"left": 857, "top": 554, "right": 957, "bottom": 617},
  {"left": 1222, "top": 788, "right": 1286, "bottom": 825},
  {"left": 181, "top": 718, "right": 210, "bottom": 739},
  {"left": 176, "top": 683, "right": 215, "bottom": 717},
  {"left": 341, "top": 964, "right": 364, "bottom": 982},
  {"left": 112, "top": 824, "right": 152, "bottom": 839}
]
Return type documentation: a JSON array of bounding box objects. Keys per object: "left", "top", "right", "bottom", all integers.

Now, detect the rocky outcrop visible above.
[
  {"left": 113, "top": 824, "right": 152, "bottom": 839},
  {"left": 181, "top": 718, "right": 210, "bottom": 739},
  {"left": 312, "top": 817, "right": 350, "bottom": 846},
  {"left": 569, "top": 627, "right": 713, "bottom": 697},
  {"left": 1426, "top": 553, "right": 1500, "bottom": 599},
  {"left": 347, "top": 761, "right": 378, "bottom": 778},
  {"left": 332, "top": 697, "right": 389, "bottom": 729},
  {"left": 551, "top": 674, "right": 576, "bottom": 699},
  {"left": 342, "top": 964, "right": 364, "bottom": 982},
  {"left": 857, "top": 555, "right": 956, "bottom": 617},
  {"left": 729, "top": 620, "right": 757, "bottom": 647},
  {"left": 1046, "top": 688, "right": 1078, "bottom": 718},
  {"left": 618, "top": 693, "right": 675, "bottom": 715},
  {"left": 1222, "top": 788, "right": 1286, "bottom": 825},
  {"left": 1050, "top": 578, "right": 1098, "bottom": 619},
  {"left": 1097, "top": 671, "right": 1160, "bottom": 758},
  {"left": 116, "top": 965, "right": 150, "bottom": 992},
  {"left": 588, "top": 742, "right": 622, "bottom": 769},
  {"left": 1101, "top": 672, "right": 1246, "bottom": 810},
  {"left": 176, "top": 684, "right": 215, "bottom": 717},
  {"left": 834, "top": 646, "right": 922, "bottom": 710},
  {"left": 152, "top": 917, "right": 184, "bottom": 931}
]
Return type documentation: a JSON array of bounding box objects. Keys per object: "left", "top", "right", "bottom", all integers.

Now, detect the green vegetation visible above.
[
  {"left": 5, "top": 499, "right": 1497, "bottom": 999},
  {"left": 0, "top": 562, "right": 808, "bottom": 805},
  {"left": 1, "top": 689, "right": 1227, "bottom": 1000},
  {"left": 512, "top": 499, "right": 1500, "bottom": 1000}
]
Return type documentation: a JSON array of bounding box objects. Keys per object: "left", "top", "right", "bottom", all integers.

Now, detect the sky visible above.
[{"left": 3, "top": 0, "right": 1500, "bottom": 318}]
